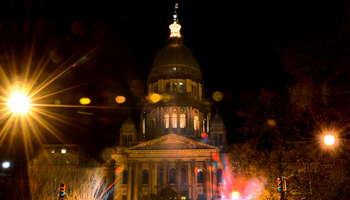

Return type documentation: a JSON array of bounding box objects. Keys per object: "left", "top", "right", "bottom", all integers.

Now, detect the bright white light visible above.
[
  {"left": 9, "top": 93, "right": 30, "bottom": 113},
  {"left": 324, "top": 135, "right": 335, "bottom": 146},
  {"left": 2, "top": 161, "right": 10, "bottom": 168},
  {"left": 231, "top": 191, "right": 239, "bottom": 199}
]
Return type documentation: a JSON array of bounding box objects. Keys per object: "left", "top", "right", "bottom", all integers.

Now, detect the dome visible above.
[
  {"left": 211, "top": 115, "right": 225, "bottom": 127},
  {"left": 147, "top": 37, "right": 203, "bottom": 84},
  {"left": 121, "top": 116, "right": 136, "bottom": 129}
]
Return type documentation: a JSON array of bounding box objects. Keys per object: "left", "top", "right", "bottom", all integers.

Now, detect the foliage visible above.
[
  {"left": 278, "top": 0, "right": 350, "bottom": 135},
  {"left": 232, "top": 88, "right": 350, "bottom": 199},
  {"left": 13, "top": 147, "right": 108, "bottom": 200}
]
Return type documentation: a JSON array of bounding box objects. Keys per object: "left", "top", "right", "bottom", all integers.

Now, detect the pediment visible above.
[{"left": 124, "top": 133, "right": 219, "bottom": 153}]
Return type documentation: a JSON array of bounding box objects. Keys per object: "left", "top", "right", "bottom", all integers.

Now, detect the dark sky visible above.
[{"left": 0, "top": 0, "right": 313, "bottom": 168}]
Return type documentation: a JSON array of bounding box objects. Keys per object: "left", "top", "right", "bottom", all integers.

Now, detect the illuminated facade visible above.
[{"left": 112, "top": 5, "right": 228, "bottom": 200}]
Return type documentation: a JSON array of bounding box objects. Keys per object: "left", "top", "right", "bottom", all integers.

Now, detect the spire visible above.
[{"left": 169, "top": 3, "right": 181, "bottom": 38}]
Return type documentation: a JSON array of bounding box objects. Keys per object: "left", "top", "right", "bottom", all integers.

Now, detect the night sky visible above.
[{"left": 0, "top": 0, "right": 312, "bottom": 169}]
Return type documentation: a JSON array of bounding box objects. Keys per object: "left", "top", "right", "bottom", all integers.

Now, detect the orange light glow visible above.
[
  {"left": 324, "top": 135, "right": 335, "bottom": 146},
  {"left": 212, "top": 91, "right": 224, "bottom": 102},
  {"left": 169, "top": 23, "right": 181, "bottom": 37},
  {"left": 149, "top": 93, "right": 162, "bottom": 103},
  {"left": 8, "top": 93, "right": 30, "bottom": 114},
  {"left": 115, "top": 96, "right": 126, "bottom": 104},
  {"left": 231, "top": 191, "right": 239, "bottom": 199},
  {"left": 79, "top": 97, "right": 91, "bottom": 105}
]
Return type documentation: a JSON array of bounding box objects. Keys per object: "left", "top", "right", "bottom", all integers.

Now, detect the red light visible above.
[{"left": 212, "top": 153, "right": 219, "bottom": 161}]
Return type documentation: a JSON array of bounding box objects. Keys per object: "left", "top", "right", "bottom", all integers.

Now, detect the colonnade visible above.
[{"left": 114, "top": 159, "right": 221, "bottom": 200}]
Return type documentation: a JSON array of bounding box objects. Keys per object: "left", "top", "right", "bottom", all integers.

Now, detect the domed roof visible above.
[
  {"left": 211, "top": 114, "right": 225, "bottom": 127},
  {"left": 121, "top": 116, "right": 136, "bottom": 129},
  {"left": 151, "top": 38, "right": 200, "bottom": 70},
  {"left": 148, "top": 37, "right": 203, "bottom": 84}
]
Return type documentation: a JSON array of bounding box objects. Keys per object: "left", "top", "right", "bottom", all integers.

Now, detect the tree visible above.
[
  {"left": 13, "top": 147, "right": 108, "bottom": 200},
  {"left": 279, "top": 0, "right": 350, "bottom": 135}
]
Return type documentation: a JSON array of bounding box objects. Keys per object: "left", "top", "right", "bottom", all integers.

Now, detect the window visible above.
[
  {"left": 143, "top": 170, "right": 148, "bottom": 184},
  {"left": 192, "top": 85, "right": 196, "bottom": 95},
  {"left": 194, "top": 116, "right": 199, "bottom": 130},
  {"left": 197, "top": 169, "right": 203, "bottom": 183},
  {"left": 61, "top": 148, "right": 67, "bottom": 154},
  {"left": 173, "top": 82, "right": 177, "bottom": 92},
  {"left": 159, "top": 168, "right": 163, "bottom": 184},
  {"left": 181, "top": 168, "right": 186, "bottom": 183},
  {"left": 179, "top": 82, "right": 184, "bottom": 92},
  {"left": 154, "top": 85, "right": 158, "bottom": 93},
  {"left": 123, "top": 170, "right": 128, "bottom": 184},
  {"left": 169, "top": 168, "right": 176, "bottom": 183},
  {"left": 164, "top": 114, "right": 169, "bottom": 128},
  {"left": 166, "top": 83, "right": 170, "bottom": 92},
  {"left": 217, "top": 169, "right": 223, "bottom": 184},
  {"left": 219, "top": 135, "right": 223, "bottom": 145},
  {"left": 172, "top": 114, "right": 177, "bottom": 128},
  {"left": 128, "top": 135, "right": 132, "bottom": 146},
  {"left": 180, "top": 114, "right": 186, "bottom": 128},
  {"left": 123, "top": 135, "right": 127, "bottom": 146}
]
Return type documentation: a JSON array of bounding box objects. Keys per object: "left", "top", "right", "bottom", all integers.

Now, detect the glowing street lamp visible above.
[
  {"left": 2, "top": 161, "right": 10, "bottom": 169},
  {"left": 231, "top": 191, "right": 239, "bottom": 199},
  {"left": 8, "top": 93, "right": 30, "bottom": 114},
  {"left": 324, "top": 135, "right": 335, "bottom": 146}
]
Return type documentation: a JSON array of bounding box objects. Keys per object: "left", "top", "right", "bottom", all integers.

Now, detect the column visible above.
[
  {"left": 177, "top": 106, "right": 180, "bottom": 133},
  {"left": 115, "top": 164, "right": 122, "bottom": 200},
  {"left": 148, "top": 160, "right": 154, "bottom": 195},
  {"left": 127, "top": 162, "right": 132, "bottom": 200},
  {"left": 133, "top": 162, "right": 139, "bottom": 200},
  {"left": 176, "top": 159, "right": 182, "bottom": 193},
  {"left": 212, "top": 167, "right": 217, "bottom": 200},
  {"left": 188, "top": 161, "right": 192, "bottom": 199},
  {"left": 206, "top": 160, "right": 212, "bottom": 200},
  {"left": 163, "top": 160, "right": 169, "bottom": 185},
  {"left": 153, "top": 162, "right": 158, "bottom": 194},
  {"left": 191, "top": 159, "right": 197, "bottom": 200},
  {"left": 160, "top": 107, "right": 164, "bottom": 129},
  {"left": 204, "top": 160, "right": 211, "bottom": 200}
]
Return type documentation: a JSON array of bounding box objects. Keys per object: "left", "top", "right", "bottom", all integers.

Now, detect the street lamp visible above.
[
  {"left": 8, "top": 93, "right": 30, "bottom": 114},
  {"left": 2, "top": 161, "right": 10, "bottom": 169},
  {"left": 324, "top": 135, "right": 335, "bottom": 146}
]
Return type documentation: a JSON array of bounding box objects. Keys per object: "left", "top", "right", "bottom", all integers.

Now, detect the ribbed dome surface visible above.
[
  {"left": 151, "top": 42, "right": 200, "bottom": 70},
  {"left": 121, "top": 117, "right": 136, "bottom": 129},
  {"left": 211, "top": 116, "right": 225, "bottom": 127},
  {"left": 148, "top": 37, "right": 203, "bottom": 84}
]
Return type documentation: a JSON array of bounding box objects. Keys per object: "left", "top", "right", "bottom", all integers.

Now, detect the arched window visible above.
[
  {"left": 172, "top": 114, "right": 177, "bottom": 128},
  {"left": 159, "top": 168, "right": 163, "bottom": 184},
  {"left": 197, "top": 169, "right": 203, "bottom": 183},
  {"left": 123, "top": 170, "right": 128, "bottom": 184},
  {"left": 192, "top": 85, "right": 196, "bottom": 95},
  {"left": 180, "top": 114, "right": 186, "bottom": 128},
  {"left": 173, "top": 82, "right": 177, "bottom": 92},
  {"left": 166, "top": 83, "right": 170, "bottom": 92},
  {"left": 194, "top": 116, "right": 199, "bottom": 130},
  {"left": 164, "top": 114, "right": 169, "bottom": 128},
  {"left": 169, "top": 168, "right": 176, "bottom": 183},
  {"left": 179, "top": 82, "right": 184, "bottom": 92},
  {"left": 217, "top": 169, "right": 223, "bottom": 184},
  {"left": 143, "top": 170, "right": 148, "bottom": 184},
  {"left": 181, "top": 168, "right": 186, "bottom": 183}
]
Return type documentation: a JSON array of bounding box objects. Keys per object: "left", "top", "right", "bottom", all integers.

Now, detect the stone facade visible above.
[{"left": 112, "top": 8, "right": 228, "bottom": 200}]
